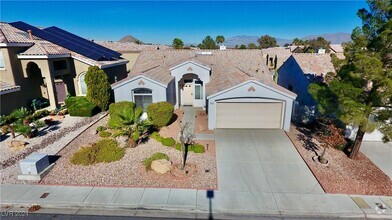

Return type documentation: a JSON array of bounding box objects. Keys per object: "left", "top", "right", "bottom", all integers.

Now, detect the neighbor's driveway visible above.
[
  {"left": 361, "top": 141, "right": 392, "bottom": 179},
  {"left": 215, "top": 129, "right": 323, "bottom": 194}
]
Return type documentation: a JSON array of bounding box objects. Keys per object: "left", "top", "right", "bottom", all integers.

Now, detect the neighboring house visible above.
[
  {"left": 277, "top": 53, "right": 335, "bottom": 121},
  {"left": 95, "top": 41, "right": 171, "bottom": 73},
  {"left": 112, "top": 49, "right": 297, "bottom": 131},
  {"left": 0, "top": 21, "right": 128, "bottom": 115},
  {"left": 329, "top": 44, "right": 345, "bottom": 59},
  {"left": 261, "top": 47, "right": 293, "bottom": 70}
]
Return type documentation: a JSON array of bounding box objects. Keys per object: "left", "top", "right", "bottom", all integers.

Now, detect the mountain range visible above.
[{"left": 204, "top": 33, "right": 351, "bottom": 47}]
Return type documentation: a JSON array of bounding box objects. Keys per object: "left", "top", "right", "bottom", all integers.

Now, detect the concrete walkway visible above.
[
  {"left": 1, "top": 184, "right": 391, "bottom": 219},
  {"left": 361, "top": 141, "right": 392, "bottom": 179}
]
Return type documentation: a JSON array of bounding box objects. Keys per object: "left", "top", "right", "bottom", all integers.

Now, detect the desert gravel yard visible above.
[{"left": 40, "top": 115, "right": 217, "bottom": 189}]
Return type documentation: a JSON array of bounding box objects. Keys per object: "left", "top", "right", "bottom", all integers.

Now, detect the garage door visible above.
[{"left": 216, "top": 102, "right": 283, "bottom": 129}]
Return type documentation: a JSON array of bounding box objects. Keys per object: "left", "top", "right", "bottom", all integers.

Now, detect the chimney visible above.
[
  {"left": 27, "top": 30, "right": 33, "bottom": 40},
  {"left": 219, "top": 45, "right": 226, "bottom": 50}
]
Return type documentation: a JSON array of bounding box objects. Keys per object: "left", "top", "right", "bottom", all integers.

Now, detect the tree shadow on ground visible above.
[{"left": 295, "top": 125, "right": 320, "bottom": 155}]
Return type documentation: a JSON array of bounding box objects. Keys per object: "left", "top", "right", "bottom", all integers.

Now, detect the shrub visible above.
[
  {"left": 85, "top": 66, "right": 111, "bottom": 111},
  {"left": 112, "top": 130, "right": 127, "bottom": 138},
  {"left": 1, "top": 125, "right": 9, "bottom": 134},
  {"left": 14, "top": 124, "right": 32, "bottom": 136},
  {"left": 65, "top": 96, "right": 99, "bottom": 117},
  {"left": 108, "top": 102, "right": 140, "bottom": 129},
  {"left": 96, "top": 126, "right": 107, "bottom": 132},
  {"left": 70, "top": 139, "right": 124, "bottom": 166},
  {"left": 175, "top": 142, "right": 182, "bottom": 151},
  {"left": 99, "top": 131, "right": 112, "bottom": 138},
  {"left": 161, "top": 137, "right": 175, "bottom": 146},
  {"left": 189, "top": 144, "right": 205, "bottom": 153},
  {"left": 33, "top": 120, "right": 46, "bottom": 129},
  {"left": 10, "top": 107, "right": 30, "bottom": 122},
  {"left": 147, "top": 102, "right": 174, "bottom": 128},
  {"left": 150, "top": 132, "right": 162, "bottom": 141},
  {"left": 143, "top": 152, "right": 170, "bottom": 171},
  {"left": 32, "top": 109, "right": 49, "bottom": 120}
]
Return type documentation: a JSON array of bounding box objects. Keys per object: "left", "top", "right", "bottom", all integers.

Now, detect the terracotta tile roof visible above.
[
  {"left": 0, "top": 81, "right": 20, "bottom": 93},
  {"left": 329, "top": 44, "right": 344, "bottom": 53},
  {"left": 118, "top": 49, "right": 294, "bottom": 96},
  {"left": 261, "top": 47, "right": 292, "bottom": 58},
  {"left": 95, "top": 41, "right": 171, "bottom": 52},
  {"left": 19, "top": 40, "right": 71, "bottom": 55},
  {"left": 292, "top": 53, "right": 336, "bottom": 76}
]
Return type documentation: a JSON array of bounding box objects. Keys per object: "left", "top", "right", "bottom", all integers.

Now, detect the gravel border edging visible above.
[{"left": 0, "top": 113, "right": 107, "bottom": 169}]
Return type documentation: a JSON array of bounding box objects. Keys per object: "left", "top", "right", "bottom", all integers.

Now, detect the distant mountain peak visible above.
[{"left": 119, "top": 35, "right": 143, "bottom": 43}]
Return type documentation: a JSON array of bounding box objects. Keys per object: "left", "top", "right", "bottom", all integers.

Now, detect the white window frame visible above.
[
  {"left": 194, "top": 84, "right": 203, "bottom": 100},
  {"left": 132, "top": 88, "right": 153, "bottom": 110},
  {"left": 0, "top": 49, "right": 5, "bottom": 69},
  {"left": 78, "top": 71, "right": 87, "bottom": 96}
]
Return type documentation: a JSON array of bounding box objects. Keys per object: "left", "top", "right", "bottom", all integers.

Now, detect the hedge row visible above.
[{"left": 65, "top": 96, "right": 99, "bottom": 117}]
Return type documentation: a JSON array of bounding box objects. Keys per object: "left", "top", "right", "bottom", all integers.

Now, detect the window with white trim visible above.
[
  {"left": 133, "top": 88, "right": 153, "bottom": 110},
  {"left": 0, "top": 49, "right": 5, "bottom": 69},
  {"left": 194, "top": 81, "right": 203, "bottom": 100},
  {"left": 79, "top": 72, "right": 87, "bottom": 95}
]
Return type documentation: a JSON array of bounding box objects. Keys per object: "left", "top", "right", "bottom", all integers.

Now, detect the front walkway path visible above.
[
  {"left": 361, "top": 141, "right": 392, "bottom": 179},
  {"left": 182, "top": 106, "right": 213, "bottom": 141}
]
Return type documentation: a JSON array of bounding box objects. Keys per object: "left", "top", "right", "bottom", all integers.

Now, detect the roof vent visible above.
[
  {"left": 196, "top": 51, "right": 212, "bottom": 55},
  {"left": 27, "top": 30, "right": 33, "bottom": 40}
]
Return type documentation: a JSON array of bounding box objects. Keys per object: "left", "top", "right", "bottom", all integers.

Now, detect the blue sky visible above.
[{"left": 2, "top": 1, "right": 367, "bottom": 45}]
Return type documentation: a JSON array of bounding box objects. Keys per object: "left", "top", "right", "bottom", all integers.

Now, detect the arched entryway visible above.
[
  {"left": 178, "top": 73, "right": 203, "bottom": 106},
  {"left": 26, "top": 62, "right": 48, "bottom": 100}
]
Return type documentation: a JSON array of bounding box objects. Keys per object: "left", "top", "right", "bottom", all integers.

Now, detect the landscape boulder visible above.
[{"left": 151, "top": 159, "right": 171, "bottom": 174}]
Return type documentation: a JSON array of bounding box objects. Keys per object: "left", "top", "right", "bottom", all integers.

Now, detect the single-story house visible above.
[{"left": 112, "top": 49, "right": 297, "bottom": 131}]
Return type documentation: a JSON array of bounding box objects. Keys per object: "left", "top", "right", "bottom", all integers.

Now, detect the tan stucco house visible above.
[
  {"left": 0, "top": 21, "right": 128, "bottom": 115},
  {"left": 112, "top": 49, "right": 297, "bottom": 131}
]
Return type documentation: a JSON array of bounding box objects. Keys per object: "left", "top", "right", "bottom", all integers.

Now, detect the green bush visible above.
[
  {"left": 85, "top": 66, "right": 111, "bottom": 111},
  {"left": 161, "top": 137, "right": 175, "bottom": 146},
  {"left": 189, "top": 144, "right": 205, "bottom": 153},
  {"left": 143, "top": 152, "right": 170, "bottom": 171},
  {"left": 112, "top": 130, "right": 127, "bottom": 138},
  {"left": 10, "top": 107, "right": 30, "bottom": 122},
  {"left": 65, "top": 96, "right": 99, "bottom": 117},
  {"left": 99, "top": 131, "right": 111, "bottom": 138},
  {"left": 70, "top": 139, "right": 125, "bottom": 166},
  {"left": 147, "top": 102, "right": 174, "bottom": 128},
  {"left": 96, "top": 126, "right": 107, "bottom": 132},
  {"left": 150, "top": 131, "right": 162, "bottom": 141},
  {"left": 14, "top": 124, "right": 32, "bottom": 135},
  {"left": 175, "top": 142, "right": 182, "bottom": 151},
  {"left": 33, "top": 120, "right": 46, "bottom": 129},
  {"left": 108, "top": 102, "right": 139, "bottom": 129},
  {"left": 32, "top": 109, "right": 49, "bottom": 120}
]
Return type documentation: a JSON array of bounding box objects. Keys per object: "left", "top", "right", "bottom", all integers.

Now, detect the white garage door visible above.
[{"left": 216, "top": 102, "right": 283, "bottom": 129}]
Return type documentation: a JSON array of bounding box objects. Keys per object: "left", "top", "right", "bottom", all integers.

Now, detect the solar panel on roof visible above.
[
  {"left": 9, "top": 21, "right": 121, "bottom": 61},
  {"left": 44, "top": 26, "right": 121, "bottom": 58}
]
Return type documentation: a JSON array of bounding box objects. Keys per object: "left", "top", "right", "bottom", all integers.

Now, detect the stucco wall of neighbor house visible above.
[
  {"left": 73, "top": 59, "right": 90, "bottom": 96},
  {"left": 112, "top": 76, "right": 167, "bottom": 103},
  {"left": 207, "top": 80, "right": 295, "bottom": 131},
  {"left": 19, "top": 59, "right": 58, "bottom": 109},
  {"left": 103, "top": 64, "right": 128, "bottom": 84},
  {"left": 277, "top": 56, "right": 315, "bottom": 106},
  {"left": 0, "top": 91, "right": 23, "bottom": 115},
  {"left": 73, "top": 60, "right": 128, "bottom": 96},
  {"left": 120, "top": 52, "right": 139, "bottom": 72}
]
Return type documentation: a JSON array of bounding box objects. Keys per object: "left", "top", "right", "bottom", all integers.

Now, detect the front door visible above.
[
  {"left": 55, "top": 81, "right": 66, "bottom": 104},
  {"left": 182, "top": 83, "right": 194, "bottom": 106}
]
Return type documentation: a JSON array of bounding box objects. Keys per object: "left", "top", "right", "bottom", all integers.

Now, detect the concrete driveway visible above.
[
  {"left": 215, "top": 129, "right": 323, "bottom": 194},
  {"left": 361, "top": 141, "right": 392, "bottom": 179}
]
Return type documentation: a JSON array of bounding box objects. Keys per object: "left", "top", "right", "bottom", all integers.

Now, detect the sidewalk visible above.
[{"left": 1, "top": 184, "right": 391, "bottom": 219}]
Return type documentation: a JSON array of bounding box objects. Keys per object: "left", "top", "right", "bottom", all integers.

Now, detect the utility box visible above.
[{"left": 19, "top": 154, "right": 50, "bottom": 175}]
